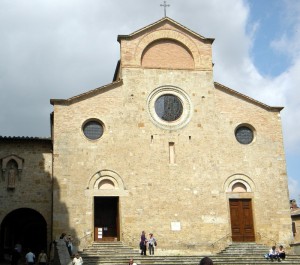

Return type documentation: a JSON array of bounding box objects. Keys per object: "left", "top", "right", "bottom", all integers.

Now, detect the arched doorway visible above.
[
  {"left": 0, "top": 208, "right": 47, "bottom": 261},
  {"left": 224, "top": 176, "right": 255, "bottom": 242},
  {"left": 87, "top": 169, "right": 129, "bottom": 243}
]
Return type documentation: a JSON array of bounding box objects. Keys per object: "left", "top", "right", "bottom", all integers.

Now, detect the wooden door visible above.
[
  {"left": 229, "top": 199, "right": 255, "bottom": 242},
  {"left": 94, "top": 197, "right": 119, "bottom": 241}
]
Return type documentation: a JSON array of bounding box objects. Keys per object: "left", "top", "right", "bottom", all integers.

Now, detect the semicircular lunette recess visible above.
[{"left": 141, "top": 39, "right": 194, "bottom": 69}]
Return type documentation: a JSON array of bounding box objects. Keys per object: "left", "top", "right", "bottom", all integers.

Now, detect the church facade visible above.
[{"left": 0, "top": 17, "right": 292, "bottom": 256}]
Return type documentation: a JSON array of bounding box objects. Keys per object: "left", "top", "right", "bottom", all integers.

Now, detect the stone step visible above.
[
  {"left": 82, "top": 255, "right": 299, "bottom": 261},
  {"left": 80, "top": 257, "right": 300, "bottom": 265},
  {"left": 78, "top": 242, "right": 300, "bottom": 265},
  {"left": 77, "top": 261, "right": 300, "bottom": 265}
]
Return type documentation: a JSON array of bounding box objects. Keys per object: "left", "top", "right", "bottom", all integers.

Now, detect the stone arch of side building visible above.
[
  {"left": 0, "top": 208, "right": 47, "bottom": 261},
  {"left": 85, "top": 169, "right": 129, "bottom": 243},
  {"left": 224, "top": 174, "right": 256, "bottom": 243}
]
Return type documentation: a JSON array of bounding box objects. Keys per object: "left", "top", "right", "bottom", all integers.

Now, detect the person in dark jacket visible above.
[{"left": 140, "top": 231, "right": 147, "bottom": 255}]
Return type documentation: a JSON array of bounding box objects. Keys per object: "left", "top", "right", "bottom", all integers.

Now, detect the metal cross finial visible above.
[{"left": 160, "top": 1, "right": 170, "bottom": 17}]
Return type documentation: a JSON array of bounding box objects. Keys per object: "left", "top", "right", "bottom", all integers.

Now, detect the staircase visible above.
[
  {"left": 80, "top": 242, "right": 300, "bottom": 265},
  {"left": 80, "top": 242, "right": 201, "bottom": 265},
  {"left": 216, "top": 243, "right": 300, "bottom": 264}
]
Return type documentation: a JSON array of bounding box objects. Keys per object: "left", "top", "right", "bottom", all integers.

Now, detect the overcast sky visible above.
[{"left": 1, "top": 0, "right": 299, "bottom": 203}]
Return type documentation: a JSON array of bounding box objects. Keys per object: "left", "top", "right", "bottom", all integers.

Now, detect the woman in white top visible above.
[
  {"left": 72, "top": 253, "right": 83, "bottom": 265},
  {"left": 148, "top": 233, "right": 157, "bottom": 255}
]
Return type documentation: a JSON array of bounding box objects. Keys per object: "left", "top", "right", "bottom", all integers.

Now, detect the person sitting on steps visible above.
[
  {"left": 268, "top": 246, "right": 279, "bottom": 261},
  {"left": 278, "top": 245, "right": 286, "bottom": 261}
]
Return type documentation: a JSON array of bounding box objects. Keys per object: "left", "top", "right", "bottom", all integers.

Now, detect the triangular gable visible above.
[
  {"left": 50, "top": 79, "right": 123, "bottom": 106},
  {"left": 214, "top": 82, "right": 284, "bottom": 112},
  {"left": 118, "top": 17, "right": 214, "bottom": 70},
  {"left": 117, "top": 17, "right": 214, "bottom": 44}
]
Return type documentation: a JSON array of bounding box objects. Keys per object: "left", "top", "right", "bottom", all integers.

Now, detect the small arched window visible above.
[
  {"left": 232, "top": 182, "right": 247, "bottom": 192},
  {"left": 99, "top": 179, "right": 115, "bottom": 190}
]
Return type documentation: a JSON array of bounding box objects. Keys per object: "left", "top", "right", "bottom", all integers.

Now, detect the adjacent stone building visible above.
[
  {"left": 0, "top": 17, "right": 293, "bottom": 257},
  {"left": 0, "top": 137, "right": 52, "bottom": 258}
]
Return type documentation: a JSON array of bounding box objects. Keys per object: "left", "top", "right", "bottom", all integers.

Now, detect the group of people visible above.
[
  {"left": 24, "top": 249, "right": 48, "bottom": 265},
  {"left": 11, "top": 241, "right": 48, "bottom": 265},
  {"left": 60, "top": 232, "right": 74, "bottom": 256},
  {"left": 138, "top": 230, "right": 215, "bottom": 265},
  {"left": 139, "top": 231, "right": 157, "bottom": 255},
  {"left": 267, "top": 245, "right": 286, "bottom": 262},
  {"left": 60, "top": 232, "right": 83, "bottom": 265}
]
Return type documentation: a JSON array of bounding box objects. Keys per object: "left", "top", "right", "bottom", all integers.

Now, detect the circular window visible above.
[
  {"left": 235, "top": 125, "right": 254, "bottom": 144},
  {"left": 83, "top": 120, "right": 104, "bottom": 140},
  {"left": 147, "top": 86, "right": 192, "bottom": 130},
  {"left": 155, "top": 94, "right": 183, "bottom": 121}
]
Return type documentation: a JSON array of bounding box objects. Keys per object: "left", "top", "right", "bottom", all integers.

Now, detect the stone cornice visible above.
[
  {"left": 214, "top": 82, "right": 284, "bottom": 112},
  {"left": 50, "top": 79, "right": 123, "bottom": 106}
]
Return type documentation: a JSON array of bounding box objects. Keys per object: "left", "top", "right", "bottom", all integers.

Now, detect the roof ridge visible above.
[{"left": 117, "top": 17, "right": 214, "bottom": 43}]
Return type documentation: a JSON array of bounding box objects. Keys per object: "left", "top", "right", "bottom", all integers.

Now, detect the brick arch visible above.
[
  {"left": 141, "top": 39, "right": 194, "bottom": 69},
  {"left": 134, "top": 29, "right": 200, "bottom": 68}
]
